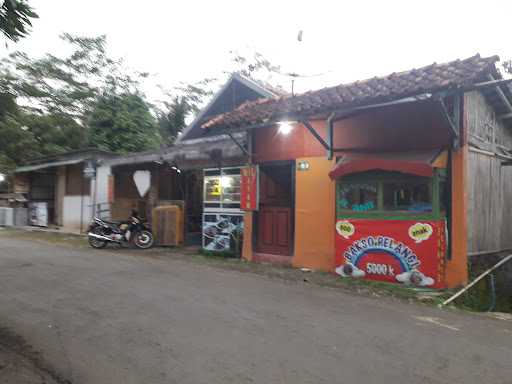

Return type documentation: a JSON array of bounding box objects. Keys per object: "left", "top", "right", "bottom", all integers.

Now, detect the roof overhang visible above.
[{"left": 15, "top": 158, "right": 84, "bottom": 173}]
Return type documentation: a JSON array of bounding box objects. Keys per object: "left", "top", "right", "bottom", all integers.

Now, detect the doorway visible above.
[{"left": 256, "top": 163, "right": 294, "bottom": 256}]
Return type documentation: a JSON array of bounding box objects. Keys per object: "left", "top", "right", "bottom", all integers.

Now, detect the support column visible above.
[
  {"left": 446, "top": 95, "right": 469, "bottom": 288},
  {"left": 242, "top": 211, "right": 254, "bottom": 261},
  {"left": 55, "top": 166, "right": 66, "bottom": 227}
]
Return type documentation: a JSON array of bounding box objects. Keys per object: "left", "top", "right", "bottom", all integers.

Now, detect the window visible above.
[
  {"left": 338, "top": 183, "right": 377, "bottom": 212},
  {"left": 336, "top": 171, "right": 441, "bottom": 216},
  {"left": 383, "top": 182, "right": 432, "bottom": 212}
]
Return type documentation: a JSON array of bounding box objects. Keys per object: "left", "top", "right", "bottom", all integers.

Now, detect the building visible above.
[
  {"left": 92, "top": 73, "right": 280, "bottom": 247},
  {"left": 14, "top": 149, "right": 117, "bottom": 231},
  {"left": 202, "top": 54, "right": 512, "bottom": 288}
]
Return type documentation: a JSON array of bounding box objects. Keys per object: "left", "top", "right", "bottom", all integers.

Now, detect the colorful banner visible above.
[
  {"left": 335, "top": 219, "right": 446, "bottom": 288},
  {"left": 240, "top": 166, "right": 258, "bottom": 211}
]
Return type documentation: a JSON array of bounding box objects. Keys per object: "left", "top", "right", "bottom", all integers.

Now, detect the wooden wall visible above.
[{"left": 466, "top": 91, "right": 512, "bottom": 254}]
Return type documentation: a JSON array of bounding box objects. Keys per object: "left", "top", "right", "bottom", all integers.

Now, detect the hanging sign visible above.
[
  {"left": 335, "top": 219, "right": 446, "bottom": 288},
  {"left": 240, "top": 166, "right": 258, "bottom": 211},
  {"left": 133, "top": 170, "right": 151, "bottom": 197}
]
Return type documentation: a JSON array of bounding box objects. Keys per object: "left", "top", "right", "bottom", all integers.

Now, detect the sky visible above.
[{"left": 2, "top": 0, "right": 512, "bottom": 100}]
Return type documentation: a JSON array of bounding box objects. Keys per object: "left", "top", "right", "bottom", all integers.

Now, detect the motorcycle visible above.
[{"left": 87, "top": 211, "right": 154, "bottom": 249}]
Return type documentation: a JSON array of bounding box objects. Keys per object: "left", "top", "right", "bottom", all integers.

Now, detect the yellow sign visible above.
[
  {"left": 336, "top": 220, "right": 355, "bottom": 239},
  {"left": 408, "top": 223, "right": 433, "bottom": 243}
]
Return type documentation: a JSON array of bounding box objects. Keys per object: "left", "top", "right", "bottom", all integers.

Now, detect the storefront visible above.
[{"left": 331, "top": 150, "right": 448, "bottom": 288}]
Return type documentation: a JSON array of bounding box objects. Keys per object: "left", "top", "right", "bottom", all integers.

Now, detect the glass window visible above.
[
  {"left": 338, "top": 183, "right": 377, "bottom": 212},
  {"left": 204, "top": 177, "right": 221, "bottom": 202},
  {"left": 383, "top": 182, "right": 432, "bottom": 212},
  {"left": 203, "top": 168, "right": 242, "bottom": 208},
  {"left": 220, "top": 175, "right": 241, "bottom": 203}
]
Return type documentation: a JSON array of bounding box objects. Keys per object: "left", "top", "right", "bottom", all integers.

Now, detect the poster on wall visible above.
[
  {"left": 240, "top": 166, "right": 258, "bottom": 211},
  {"left": 202, "top": 214, "right": 244, "bottom": 252},
  {"left": 335, "top": 219, "right": 446, "bottom": 288}
]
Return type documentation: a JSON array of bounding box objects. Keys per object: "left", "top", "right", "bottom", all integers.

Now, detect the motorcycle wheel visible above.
[
  {"left": 88, "top": 227, "right": 108, "bottom": 249},
  {"left": 133, "top": 230, "right": 154, "bottom": 249}
]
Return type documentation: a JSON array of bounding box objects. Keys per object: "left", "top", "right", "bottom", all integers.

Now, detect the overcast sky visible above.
[{"left": 2, "top": 0, "right": 512, "bottom": 99}]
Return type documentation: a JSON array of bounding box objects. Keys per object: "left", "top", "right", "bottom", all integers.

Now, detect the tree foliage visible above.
[
  {"left": 0, "top": 33, "right": 156, "bottom": 165},
  {"left": 3, "top": 33, "right": 145, "bottom": 121},
  {"left": 0, "top": 0, "right": 38, "bottom": 42},
  {"left": 89, "top": 93, "right": 161, "bottom": 153},
  {"left": 156, "top": 78, "right": 215, "bottom": 144},
  {"left": 0, "top": 32, "right": 284, "bottom": 181}
]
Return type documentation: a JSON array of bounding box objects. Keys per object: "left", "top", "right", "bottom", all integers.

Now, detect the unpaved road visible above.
[{"left": 0, "top": 235, "right": 511, "bottom": 383}]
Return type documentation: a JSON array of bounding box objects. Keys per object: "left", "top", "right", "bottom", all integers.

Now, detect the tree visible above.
[
  {"left": 0, "top": 32, "right": 154, "bottom": 163},
  {"left": 157, "top": 96, "right": 190, "bottom": 145},
  {"left": 88, "top": 93, "right": 161, "bottom": 153},
  {"left": 156, "top": 78, "right": 215, "bottom": 144},
  {"left": 3, "top": 34, "right": 145, "bottom": 122},
  {"left": 0, "top": 0, "right": 38, "bottom": 42}
]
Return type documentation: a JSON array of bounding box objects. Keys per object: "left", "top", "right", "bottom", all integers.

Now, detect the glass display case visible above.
[
  {"left": 202, "top": 167, "right": 244, "bottom": 253},
  {"left": 203, "top": 168, "right": 241, "bottom": 211}
]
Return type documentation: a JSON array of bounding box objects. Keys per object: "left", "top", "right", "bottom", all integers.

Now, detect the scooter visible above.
[{"left": 87, "top": 211, "right": 154, "bottom": 249}]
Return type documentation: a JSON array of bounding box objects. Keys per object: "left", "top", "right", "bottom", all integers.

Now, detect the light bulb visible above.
[{"left": 278, "top": 121, "right": 293, "bottom": 135}]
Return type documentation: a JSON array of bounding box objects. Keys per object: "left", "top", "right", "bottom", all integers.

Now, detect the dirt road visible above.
[{"left": 0, "top": 234, "right": 511, "bottom": 383}]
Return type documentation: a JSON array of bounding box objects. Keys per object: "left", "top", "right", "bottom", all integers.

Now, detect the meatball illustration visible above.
[
  {"left": 395, "top": 269, "right": 434, "bottom": 286},
  {"left": 335, "top": 262, "right": 365, "bottom": 278}
]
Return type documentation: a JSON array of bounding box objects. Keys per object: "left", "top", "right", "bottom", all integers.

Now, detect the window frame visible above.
[
  {"left": 203, "top": 167, "right": 242, "bottom": 212},
  {"left": 336, "top": 170, "right": 445, "bottom": 220}
]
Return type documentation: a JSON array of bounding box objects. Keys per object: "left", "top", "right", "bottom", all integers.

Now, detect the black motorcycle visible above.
[{"left": 87, "top": 211, "right": 154, "bottom": 249}]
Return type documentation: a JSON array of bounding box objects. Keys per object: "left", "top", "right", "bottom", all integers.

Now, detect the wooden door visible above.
[
  {"left": 257, "top": 206, "right": 292, "bottom": 255},
  {"left": 256, "top": 165, "right": 293, "bottom": 256}
]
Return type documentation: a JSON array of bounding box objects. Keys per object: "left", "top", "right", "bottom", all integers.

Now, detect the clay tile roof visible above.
[{"left": 202, "top": 54, "right": 500, "bottom": 130}]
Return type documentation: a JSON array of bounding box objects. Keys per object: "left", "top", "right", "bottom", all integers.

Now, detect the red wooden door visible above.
[
  {"left": 257, "top": 206, "right": 292, "bottom": 255},
  {"left": 256, "top": 166, "right": 293, "bottom": 256}
]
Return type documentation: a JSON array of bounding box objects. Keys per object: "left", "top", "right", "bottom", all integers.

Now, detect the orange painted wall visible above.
[
  {"left": 445, "top": 95, "right": 469, "bottom": 288},
  {"left": 292, "top": 157, "right": 336, "bottom": 271},
  {"left": 252, "top": 102, "right": 451, "bottom": 163},
  {"left": 242, "top": 211, "right": 254, "bottom": 261},
  {"left": 249, "top": 101, "right": 462, "bottom": 281}
]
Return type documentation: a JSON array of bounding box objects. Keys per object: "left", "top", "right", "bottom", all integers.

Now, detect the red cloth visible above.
[{"left": 329, "top": 149, "right": 442, "bottom": 179}]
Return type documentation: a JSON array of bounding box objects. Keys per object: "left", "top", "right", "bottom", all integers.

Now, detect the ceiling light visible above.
[{"left": 278, "top": 121, "right": 294, "bottom": 135}]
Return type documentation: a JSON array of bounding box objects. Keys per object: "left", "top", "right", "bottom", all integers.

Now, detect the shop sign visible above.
[
  {"left": 240, "top": 166, "right": 258, "bottom": 211},
  {"left": 335, "top": 219, "right": 446, "bottom": 288}
]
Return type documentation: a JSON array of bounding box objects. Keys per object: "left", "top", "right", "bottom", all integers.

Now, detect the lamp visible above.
[
  {"left": 278, "top": 121, "right": 294, "bottom": 135},
  {"left": 170, "top": 162, "right": 181, "bottom": 174}
]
